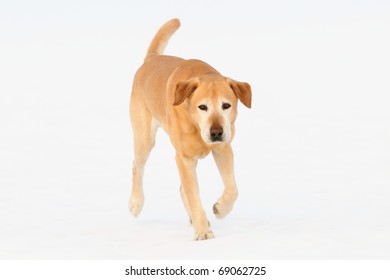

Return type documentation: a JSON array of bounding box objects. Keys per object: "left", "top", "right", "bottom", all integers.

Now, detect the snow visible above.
[{"left": 1, "top": 0, "right": 390, "bottom": 259}]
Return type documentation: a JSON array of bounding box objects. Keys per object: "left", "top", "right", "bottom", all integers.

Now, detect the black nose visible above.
[{"left": 210, "top": 126, "right": 223, "bottom": 142}]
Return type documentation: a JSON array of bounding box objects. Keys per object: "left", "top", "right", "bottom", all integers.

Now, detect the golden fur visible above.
[{"left": 129, "top": 19, "right": 252, "bottom": 240}]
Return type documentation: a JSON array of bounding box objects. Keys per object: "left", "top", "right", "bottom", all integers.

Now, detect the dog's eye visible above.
[
  {"left": 222, "top": 103, "right": 231, "bottom": 110},
  {"left": 198, "top": 104, "right": 208, "bottom": 111}
]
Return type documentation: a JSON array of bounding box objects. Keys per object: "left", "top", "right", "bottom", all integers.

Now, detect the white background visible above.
[{"left": 1, "top": 0, "right": 389, "bottom": 259}]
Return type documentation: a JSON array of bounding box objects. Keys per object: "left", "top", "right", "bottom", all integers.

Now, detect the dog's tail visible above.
[{"left": 144, "top": 18, "right": 180, "bottom": 61}]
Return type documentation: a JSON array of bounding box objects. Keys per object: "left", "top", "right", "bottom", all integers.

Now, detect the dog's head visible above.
[{"left": 173, "top": 75, "right": 251, "bottom": 144}]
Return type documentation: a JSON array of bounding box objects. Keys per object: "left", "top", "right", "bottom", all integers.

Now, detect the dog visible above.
[{"left": 129, "top": 18, "right": 252, "bottom": 240}]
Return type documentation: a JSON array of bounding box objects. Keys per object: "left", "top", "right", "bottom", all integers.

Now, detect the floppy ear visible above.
[
  {"left": 228, "top": 78, "right": 252, "bottom": 108},
  {"left": 173, "top": 78, "right": 199, "bottom": 106}
]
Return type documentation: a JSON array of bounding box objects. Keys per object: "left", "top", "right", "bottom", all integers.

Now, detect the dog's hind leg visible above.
[{"left": 129, "top": 89, "right": 158, "bottom": 217}]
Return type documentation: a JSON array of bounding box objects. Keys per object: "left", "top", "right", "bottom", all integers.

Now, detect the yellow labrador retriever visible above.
[{"left": 129, "top": 19, "right": 252, "bottom": 240}]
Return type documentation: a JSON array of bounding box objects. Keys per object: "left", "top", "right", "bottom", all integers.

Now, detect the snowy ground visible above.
[{"left": 1, "top": 1, "right": 390, "bottom": 259}]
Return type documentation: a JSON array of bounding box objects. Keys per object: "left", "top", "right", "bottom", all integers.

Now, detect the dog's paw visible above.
[
  {"left": 194, "top": 230, "right": 215, "bottom": 241},
  {"left": 213, "top": 201, "right": 233, "bottom": 219},
  {"left": 129, "top": 194, "right": 144, "bottom": 217}
]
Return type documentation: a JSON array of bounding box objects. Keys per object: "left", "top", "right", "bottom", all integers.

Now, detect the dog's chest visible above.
[{"left": 173, "top": 132, "right": 212, "bottom": 159}]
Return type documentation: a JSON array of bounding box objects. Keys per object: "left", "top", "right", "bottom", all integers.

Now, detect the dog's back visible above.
[{"left": 133, "top": 18, "right": 220, "bottom": 126}]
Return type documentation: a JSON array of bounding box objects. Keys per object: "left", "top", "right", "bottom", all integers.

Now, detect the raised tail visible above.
[{"left": 144, "top": 18, "right": 181, "bottom": 61}]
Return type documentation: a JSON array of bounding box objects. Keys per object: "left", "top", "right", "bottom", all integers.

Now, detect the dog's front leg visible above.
[
  {"left": 212, "top": 144, "right": 238, "bottom": 219},
  {"left": 176, "top": 154, "right": 214, "bottom": 240}
]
